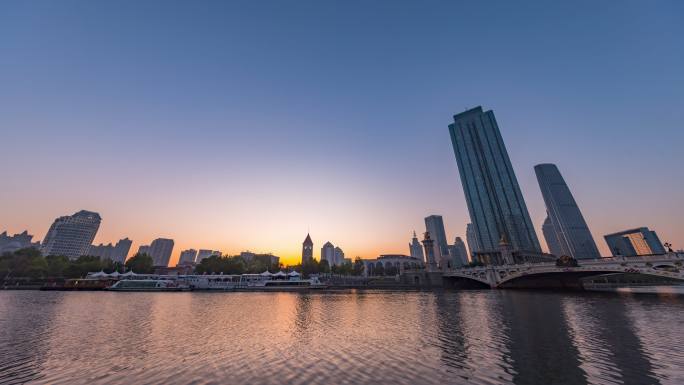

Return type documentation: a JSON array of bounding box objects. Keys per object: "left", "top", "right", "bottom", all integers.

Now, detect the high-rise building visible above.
[
  {"left": 424, "top": 215, "right": 449, "bottom": 269},
  {"left": 0, "top": 230, "right": 41, "bottom": 254},
  {"left": 465, "top": 223, "right": 480, "bottom": 259},
  {"left": 148, "top": 238, "right": 174, "bottom": 267},
  {"left": 196, "top": 249, "right": 221, "bottom": 263},
  {"left": 178, "top": 249, "right": 198, "bottom": 265},
  {"left": 88, "top": 237, "right": 131, "bottom": 264},
  {"left": 604, "top": 227, "right": 666, "bottom": 257},
  {"left": 41, "top": 210, "right": 102, "bottom": 259},
  {"left": 449, "top": 107, "right": 541, "bottom": 253},
  {"left": 535, "top": 164, "right": 600, "bottom": 259},
  {"left": 302, "top": 233, "right": 313, "bottom": 264},
  {"left": 409, "top": 231, "right": 424, "bottom": 262},
  {"left": 334, "top": 246, "right": 345, "bottom": 266},
  {"left": 542, "top": 216, "right": 563, "bottom": 257},
  {"left": 447, "top": 237, "right": 469, "bottom": 267},
  {"left": 137, "top": 245, "right": 150, "bottom": 255},
  {"left": 321, "top": 241, "right": 335, "bottom": 266}
]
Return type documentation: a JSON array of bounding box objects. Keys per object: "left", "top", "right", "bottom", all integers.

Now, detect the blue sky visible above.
[{"left": 1, "top": 1, "right": 683, "bottom": 263}]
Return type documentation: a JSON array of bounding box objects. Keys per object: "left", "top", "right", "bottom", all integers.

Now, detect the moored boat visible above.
[{"left": 108, "top": 279, "right": 191, "bottom": 292}]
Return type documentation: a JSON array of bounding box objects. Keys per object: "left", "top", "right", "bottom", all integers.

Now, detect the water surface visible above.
[{"left": 0, "top": 290, "right": 682, "bottom": 385}]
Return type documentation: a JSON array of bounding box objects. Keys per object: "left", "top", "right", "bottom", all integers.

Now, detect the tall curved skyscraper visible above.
[
  {"left": 449, "top": 107, "right": 541, "bottom": 253},
  {"left": 534, "top": 164, "right": 600, "bottom": 259}
]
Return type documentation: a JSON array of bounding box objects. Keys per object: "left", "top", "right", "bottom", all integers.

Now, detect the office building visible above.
[
  {"left": 604, "top": 227, "right": 666, "bottom": 257},
  {"left": 41, "top": 210, "right": 101, "bottom": 259},
  {"left": 178, "top": 249, "right": 198, "bottom": 266},
  {"left": 334, "top": 246, "right": 345, "bottom": 266},
  {"left": 424, "top": 215, "right": 449, "bottom": 269},
  {"left": 535, "top": 163, "right": 600, "bottom": 259},
  {"left": 448, "top": 237, "right": 469, "bottom": 267},
  {"left": 321, "top": 241, "right": 335, "bottom": 266},
  {"left": 542, "top": 216, "right": 563, "bottom": 257},
  {"left": 449, "top": 107, "right": 541, "bottom": 253},
  {"left": 466, "top": 223, "right": 480, "bottom": 259}
]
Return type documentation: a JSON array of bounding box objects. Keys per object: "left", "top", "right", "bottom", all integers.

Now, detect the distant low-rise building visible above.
[
  {"left": 0, "top": 231, "right": 41, "bottom": 254},
  {"left": 604, "top": 227, "right": 666, "bottom": 257},
  {"left": 362, "top": 254, "right": 423, "bottom": 276}
]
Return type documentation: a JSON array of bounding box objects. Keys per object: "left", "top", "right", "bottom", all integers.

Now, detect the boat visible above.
[
  {"left": 108, "top": 279, "right": 191, "bottom": 292},
  {"left": 180, "top": 274, "right": 240, "bottom": 291},
  {"left": 235, "top": 271, "right": 328, "bottom": 291}
]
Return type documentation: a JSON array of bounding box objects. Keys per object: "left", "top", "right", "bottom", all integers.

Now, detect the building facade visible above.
[
  {"left": 148, "top": 238, "right": 174, "bottom": 267},
  {"left": 604, "top": 227, "right": 666, "bottom": 257},
  {"left": 302, "top": 233, "right": 313, "bottom": 264},
  {"left": 449, "top": 107, "right": 541, "bottom": 253},
  {"left": 0, "top": 231, "right": 40, "bottom": 254},
  {"left": 41, "top": 210, "right": 102, "bottom": 259},
  {"left": 196, "top": 249, "right": 221, "bottom": 263},
  {"left": 178, "top": 249, "right": 198, "bottom": 266},
  {"left": 447, "top": 237, "right": 469, "bottom": 267},
  {"left": 465, "top": 223, "right": 480, "bottom": 259},
  {"left": 409, "top": 231, "right": 425, "bottom": 263},
  {"left": 88, "top": 237, "right": 131, "bottom": 264},
  {"left": 321, "top": 241, "right": 335, "bottom": 266},
  {"left": 542, "top": 216, "right": 563, "bottom": 257},
  {"left": 362, "top": 254, "right": 423, "bottom": 276},
  {"left": 424, "top": 215, "right": 449, "bottom": 269},
  {"left": 421, "top": 232, "right": 438, "bottom": 272},
  {"left": 534, "top": 163, "right": 600, "bottom": 259}
]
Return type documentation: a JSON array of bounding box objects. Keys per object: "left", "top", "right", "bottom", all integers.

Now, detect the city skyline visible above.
[{"left": 2, "top": 1, "right": 683, "bottom": 266}]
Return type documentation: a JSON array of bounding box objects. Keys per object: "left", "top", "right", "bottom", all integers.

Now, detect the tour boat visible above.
[
  {"left": 180, "top": 274, "right": 240, "bottom": 291},
  {"left": 235, "top": 271, "right": 328, "bottom": 291},
  {"left": 108, "top": 279, "right": 191, "bottom": 292}
]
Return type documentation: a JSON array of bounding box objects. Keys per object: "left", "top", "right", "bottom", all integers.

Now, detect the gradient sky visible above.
[{"left": 1, "top": 1, "right": 683, "bottom": 265}]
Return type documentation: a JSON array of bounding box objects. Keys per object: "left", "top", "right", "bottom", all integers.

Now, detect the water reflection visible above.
[{"left": 0, "top": 291, "right": 682, "bottom": 385}]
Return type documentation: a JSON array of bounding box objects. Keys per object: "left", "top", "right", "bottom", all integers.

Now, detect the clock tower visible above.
[{"left": 302, "top": 233, "right": 313, "bottom": 264}]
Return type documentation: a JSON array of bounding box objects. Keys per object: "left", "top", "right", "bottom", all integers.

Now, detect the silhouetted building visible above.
[
  {"left": 535, "top": 163, "right": 600, "bottom": 259},
  {"left": 424, "top": 215, "right": 449, "bottom": 269},
  {"left": 137, "top": 245, "right": 150, "bottom": 255},
  {"left": 0, "top": 231, "right": 40, "bottom": 254},
  {"left": 362, "top": 254, "right": 422, "bottom": 276},
  {"left": 41, "top": 210, "right": 101, "bottom": 259},
  {"left": 542, "top": 216, "right": 563, "bottom": 256},
  {"left": 302, "top": 233, "right": 313, "bottom": 264},
  {"left": 449, "top": 107, "right": 541, "bottom": 254},
  {"left": 409, "top": 231, "right": 425, "bottom": 263},
  {"left": 321, "top": 241, "right": 335, "bottom": 266},
  {"left": 447, "top": 237, "right": 469, "bottom": 267},
  {"left": 604, "top": 227, "right": 666, "bottom": 257},
  {"left": 148, "top": 238, "right": 174, "bottom": 267},
  {"left": 334, "top": 246, "right": 344, "bottom": 266},
  {"left": 240, "top": 251, "right": 279, "bottom": 267},
  {"left": 466, "top": 223, "right": 480, "bottom": 259},
  {"left": 178, "top": 249, "right": 198, "bottom": 266},
  {"left": 89, "top": 237, "right": 131, "bottom": 264},
  {"left": 421, "top": 232, "right": 438, "bottom": 272},
  {"left": 197, "top": 249, "right": 221, "bottom": 263}
]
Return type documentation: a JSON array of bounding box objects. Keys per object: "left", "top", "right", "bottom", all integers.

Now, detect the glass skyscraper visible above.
[
  {"left": 449, "top": 107, "right": 541, "bottom": 253},
  {"left": 535, "top": 163, "right": 600, "bottom": 259}
]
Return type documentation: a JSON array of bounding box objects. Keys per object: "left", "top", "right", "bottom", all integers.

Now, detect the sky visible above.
[{"left": 1, "top": 1, "right": 683, "bottom": 266}]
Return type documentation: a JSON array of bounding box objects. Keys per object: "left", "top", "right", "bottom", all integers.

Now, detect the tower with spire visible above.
[
  {"left": 302, "top": 233, "right": 313, "bottom": 264},
  {"left": 409, "top": 231, "right": 425, "bottom": 263}
]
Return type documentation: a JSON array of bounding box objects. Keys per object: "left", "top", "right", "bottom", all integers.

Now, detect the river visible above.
[{"left": 0, "top": 290, "right": 682, "bottom": 385}]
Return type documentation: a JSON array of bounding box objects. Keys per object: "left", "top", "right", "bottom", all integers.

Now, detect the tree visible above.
[
  {"left": 46, "top": 255, "right": 70, "bottom": 277},
  {"left": 352, "top": 257, "right": 365, "bottom": 276},
  {"left": 125, "top": 253, "right": 154, "bottom": 274}
]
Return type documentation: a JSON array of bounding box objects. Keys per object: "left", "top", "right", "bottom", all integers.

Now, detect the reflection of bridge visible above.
[{"left": 440, "top": 254, "right": 684, "bottom": 289}]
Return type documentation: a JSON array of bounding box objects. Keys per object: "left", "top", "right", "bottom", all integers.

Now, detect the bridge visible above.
[{"left": 438, "top": 253, "right": 684, "bottom": 289}]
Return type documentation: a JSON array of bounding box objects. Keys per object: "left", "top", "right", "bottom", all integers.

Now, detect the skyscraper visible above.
[
  {"left": 449, "top": 106, "right": 541, "bottom": 253},
  {"left": 424, "top": 215, "right": 449, "bottom": 269},
  {"left": 465, "top": 223, "right": 480, "bottom": 259},
  {"left": 41, "top": 210, "right": 101, "bottom": 259},
  {"left": 302, "top": 233, "right": 313, "bottom": 264},
  {"left": 541, "top": 216, "right": 563, "bottom": 256},
  {"left": 448, "top": 237, "right": 469, "bottom": 267},
  {"left": 148, "top": 238, "right": 174, "bottom": 267},
  {"left": 178, "top": 249, "right": 198, "bottom": 265},
  {"left": 321, "top": 241, "right": 335, "bottom": 266},
  {"left": 334, "top": 246, "right": 345, "bottom": 266},
  {"left": 604, "top": 227, "right": 665, "bottom": 257},
  {"left": 535, "top": 163, "right": 600, "bottom": 259},
  {"left": 409, "top": 231, "right": 425, "bottom": 262}
]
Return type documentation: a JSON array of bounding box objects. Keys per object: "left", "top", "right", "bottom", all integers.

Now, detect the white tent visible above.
[
  {"left": 273, "top": 271, "right": 287, "bottom": 277},
  {"left": 288, "top": 271, "right": 300, "bottom": 277},
  {"left": 260, "top": 271, "right": 273, "bottom": 276},
  {"left": 90, "top": 271, "right": 108, "bottom": 278}
]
